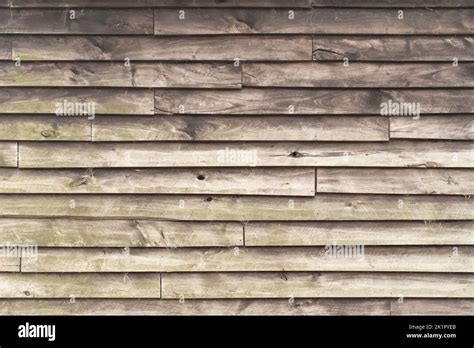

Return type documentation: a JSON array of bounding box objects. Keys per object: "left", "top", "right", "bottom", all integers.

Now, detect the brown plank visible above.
[
  {"left": 0, "top": 0, "right": 9, "bottom": 6},
  {"left": 20, "top": 247, "right": 473, "bottom": 273},
  {"left": 0, "top": 219, "right": 243, "bottom": 247},
  {"left": 0, "top": 168, "right": 315, "bottom": 196},
  {"left": 92, "top": 116, "right": 389, "bottom": 141},
  {"left": 0, "top": 37, "right": 11, "bottom": 60},
  {"left": 0, "top": 142, "right": 17, "bottom": 167},
  {"left": 0, "top": 115, "right": 91, "bottom": 141},
  {"left": 11, "top": 0, "right": 312, "bottom": 8},
  {"left": 0, "top": 62, "right": 241, "bottom": 88},
  {"left": 0, "top": 298, "right": 392, "bottom": 315},
  {"left": 245, "top": 221, "right": 474, "bottom": 246},
  {"left": 154, "top": 9, "right": 474, "bottom": 35},
  {"left": 317, "top": 169, "right": 474, "bottom": 195},
  {"left": 312, "top": 0, "right": 474, "bottom": 7},
  {"left": 18, "top": 141, "right": 473, "bottom": 168},
  {"left": 390, "top": 115, "right": 474, "bottom": 140},
  {"left": 154, "top": 89, "right": 474, "bottom": 115},
  {"left": 1, "top": 194, "right": 471, "bottom": 220},
  {"left": 0, "top": 273, "right": 160, "bottom": 298},
  {"left": 313, "top": 36, "right": 474, "bottom": 61},
  {"left": 0, "top": 9, "right": 153, "bottom": 34},
  {"left": 243, "top": 62, "right": 474, "bottom": 88},
  {"left": 0, "top": 88, "right": 154, "bottom": 115},
  {"left": 162, "top": 273, "right": 474, "bottom": 298},
  {"left": 12, "top": 35, "right": 312, "bottom": 61}
]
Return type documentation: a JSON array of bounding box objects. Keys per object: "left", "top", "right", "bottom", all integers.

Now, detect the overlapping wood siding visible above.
[{"left": 0, "top": 0, "right": 473, "bottom": 316}]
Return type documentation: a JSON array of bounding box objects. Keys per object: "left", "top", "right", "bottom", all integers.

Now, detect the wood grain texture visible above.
[
  {"left": 161, "top": 272, "right": 474, "bottom": 298},
  {"left": 154, "top": 9, "right": 474, "bottom": 35},
  {"left": 0, "top": 9, "right": 153, "bottom": 34},
  {"left": 312, "top": 0, "right": 474, "bottom": 7},
  {"left": 0, "top": 62, "right": 241, "bottom": 88},
  {"left": 0, "top": 142, "right": 18, "bottom": 167},
  {"left": 0, "top": 298, "right": 392, "bottom": 315},
  {"left": 0, "top": 273, "right": 161, "bottom": 298},
  {"left": 1, "top": 194, "right": 471, "bottom": 220},
  {"left": 390, "top": 299, "right": 474, "bottom": 316},
  {"left": 0, "top": 115, "right": 91, "bottom": 141},
  {"left": 0, "top": 168, "right": 315, "bottom": 196},
  {"left": 243, "top": 62, "right": 474, "bottom": 88},
  {"left": 92, "top": 116, "right": 389, "bottom": 141},
  {"left": 317, "top": 169, "right": 474, "bottom": 195},
  {"left": 0, "top": 37, "right": 11, "bottom": 60},
  {"left": 20, "top": 246, "right": 473, "bottom": 273},
  {"left": 11, "top": 0, "right": 312, "bottom": 8},
  {"left": 245, "top": 221, "right": 474, "bottom": 246},
  {"left": 313, "top": 36, "right": 474, "bottom": 61},
  {"left": 390, "top": 115, "right": 474, "bottom": 140},
  {"left": 0, "top": 88, "right": 154, "bottom": 115},
  {"left": 12, "top": 35, "right": 312, "bottom": 61},
  {"left": 0, "top": 255, "right": 20, "bottom": 272},
  {"left": 18, "top": 141, "right": 473, "bottom": 168},
  {"left": 154, "top": 89, "right": 474, "bottom": 115},
  {"left": 0, "top": 219, "right": 243, "bottom": 247}
]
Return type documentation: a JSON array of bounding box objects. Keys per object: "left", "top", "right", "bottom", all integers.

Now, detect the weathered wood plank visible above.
[
  {"left": 312, "top": 0, "right": 474, "bottom": 7},
  {"left": 318, "top": 168, "right": 474, "bottom": 195},
  {"left": 390, "top": 115, "right": 474, "bottom": 140},
  {"left": 0, "top": 255, "right": 20, "bottom": 272},
  {"left": 0, "top": 219, "right": 243, "bottom": 247},
  {"left": 20, "top": 247, "right": 473, "bottom": 273},
  {"left": 0, "top": 37, "right": 10, "bottom": 60},
  {"left": 1, "top": 194, "right": 471, "bottom": 220},
  {"left": 0, "top": 273, "right": 160, "bottom": 298},
  {"left": 0, "top": 298, "right": 392, "bottom": 315},
  {"left": 390, "top": 299, "right": 474, "bottom": 316},
  {"left": 243, "top": 62, "right": 474, "bottom": 88},
  {"left": 0, "top": 88, "right": 154, "bottom": 115},
  {"left": 92, "top": 116, "right": 388, "bottom": 141},
  {"left": 0, "top": 142, "right": 17, "bottom": 167},
  {"left": 0, "top": 168, "right": 315, "bottom": 196},
  {"left": 11, "top": 0, "right": 312, "bottom": 8},
  {"left": 0, "top": 115, "right": 91, "bottom": 141},
  {"left": 0, "top": 62, "right": 241, "bottom": 88},
  {"left": 12, "top": 36, "right": 312, "bottom": 61},
  {"left": 162, "top": 273, "right": 474, "bottom": 298},
  {"left": 245, "top": 221, "right": 474, "bottom": 246},
  {"left": 0, "top": 9, "right": 153, "bottom": 34},
  {"left": 19, "top": 141, "right": 473, "bottom": 168},
  {"left": 154, "top": 89, "right": 474, "bottom": 115},
  {"left": 313, "top": 36, "right": 474, "bottom": 61},
  {"left": 154, "top": 9, "right": 474, "bottom": 35}
]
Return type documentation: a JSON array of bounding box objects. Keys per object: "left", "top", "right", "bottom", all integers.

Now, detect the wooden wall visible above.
[{"left": 0, "top": 0, "right": 473, "bottom": 315}]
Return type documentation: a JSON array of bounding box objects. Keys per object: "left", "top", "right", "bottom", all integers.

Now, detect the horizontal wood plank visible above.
[
  {"left": 317, "top": 168, "right": 474, "bottom": 195},
  {"left": 390, "top": 115, "right": 474, "bottom": 140},
  {"left": 243, "top": 62, "right": 474, "bottom": 88},
  {"left": 11, "top": 0, "right": 312, "bottom": 8},
  {"left": 313, "top": 36, "right": 474, "bottom": 61},
  {"left": 390, "top": 299, "right": 474, "bottom": 316},
  {"left": 154, "top": 9, "right": 474, "bottom": 35},
  {"left": 0, "top": 142, "right": 17, "bottom": 167},
  {"left": 245, "top": 221, "right": 474, "bottom": 246},
  {"left": 0, "top": 115, "right": 91, "bottom": 141},
  {"left": 162, "top": 272, "right": 474, "bottom": 298},
  {"left": 12, "top": 35, "right": 312, "bottom": 61},
  {"left": 0, "top": 88, "right": 154, "bottom": 115},
  {"left": 154, "top": 89, "right": 474, "bottom": 114},
  {"left": 1, "top": 194, "right": 471, "bottom": 220},
  {"left": 19, "top": 141, "right": 473, "bottom": 168},
  {"left": 0, "top": 219, "right": 243, "bottom": 247},
  {"left": 92, "top": 116, "right": 389, "bottom": 141},
  {"left": 0, "top": 168, "right": 315, "bottom": 196},
  {"left": 0, "top": 273, "right": 160, "bottom": 298},
  {"left": 0, "top": 37, "right": 10, "bottom": 60},
  {"left": 0, "top": 62, "right": 241, "bottom": 88},
  {"left": 0, "top": 9, "right": 153, "bottom": 34},
  {"left": 312, "top": 0, "right": 474, "bottom": 7},
  {"left": 20, "top": 247, "right": 473, "bottom": 273},
  {"left": 0, "top": 255, "right": 20, "bottom": 272}
]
